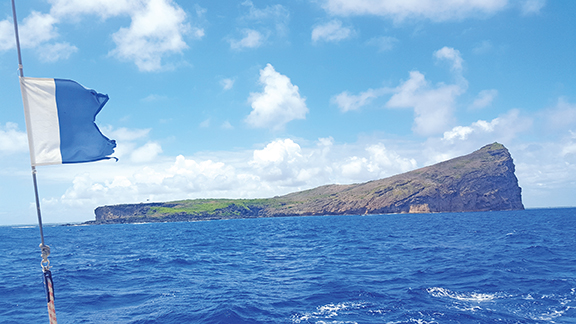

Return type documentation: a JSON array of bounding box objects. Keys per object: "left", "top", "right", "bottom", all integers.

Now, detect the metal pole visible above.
[
  {"left": 11, "top": 1, "right": 57, "bottom": 322},
  {"left": 11, "top": 0, "right": 46, "bottom": 246},
  {"left": 11, "top": 0, "right": 23, "bottom": 78}
]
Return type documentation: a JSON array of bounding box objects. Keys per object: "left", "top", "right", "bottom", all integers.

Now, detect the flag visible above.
[{"left": 19, "top": 77, "right": 116, "bottom": 166}]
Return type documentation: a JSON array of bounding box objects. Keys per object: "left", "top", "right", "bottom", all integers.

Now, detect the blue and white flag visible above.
[{"left": 19, "top": 77, "right": 116, "bottom": 166}]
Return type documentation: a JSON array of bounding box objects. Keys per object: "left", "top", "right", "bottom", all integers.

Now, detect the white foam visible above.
[
  {"left": 291, "top": 302, "right": 365, "bottom": 323},
  {"left": 427, "top": 287, "right": 497, "bottom": 302}
]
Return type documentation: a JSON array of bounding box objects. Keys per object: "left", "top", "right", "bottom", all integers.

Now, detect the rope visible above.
[
  {"left": 40, "top": 243, "right": 57, "bottom": 323},
  {"left": 43, "top": 269, "right": 57, "bottom": 324}
]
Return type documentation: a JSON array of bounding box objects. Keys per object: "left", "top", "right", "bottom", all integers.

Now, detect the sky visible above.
[{"left": 0, "top": 0, "right": 575, "bottom": 225}]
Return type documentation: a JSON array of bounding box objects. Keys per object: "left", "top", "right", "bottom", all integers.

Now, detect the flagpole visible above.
[{"left": 11, "top": 1, "right": 57, "bottom": 323}]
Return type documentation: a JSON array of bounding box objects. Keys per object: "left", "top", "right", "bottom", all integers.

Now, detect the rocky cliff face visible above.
[
  {"left": 91, "top": 143, "right": 523, "bottom": 224},
  {"left": 269, "top": 142, "right": 523, "bottom": 216}
]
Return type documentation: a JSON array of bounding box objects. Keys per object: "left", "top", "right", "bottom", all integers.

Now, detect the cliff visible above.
[{"left": 90, "top": 143, "right": 524, "bottom": 224}]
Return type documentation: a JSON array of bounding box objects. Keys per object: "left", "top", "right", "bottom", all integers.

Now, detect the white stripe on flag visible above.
[{"left": 19, "top": 77, "right": 63, "bottom": 166}]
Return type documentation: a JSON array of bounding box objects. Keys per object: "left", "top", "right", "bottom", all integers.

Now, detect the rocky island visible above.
[{"left": 88, "top": 143, "right": 524, "bottom": 224}]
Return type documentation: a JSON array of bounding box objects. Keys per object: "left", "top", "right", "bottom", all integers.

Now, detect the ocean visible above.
[{"left": 1, "top": 208, "right": 575, "bottom": 323}]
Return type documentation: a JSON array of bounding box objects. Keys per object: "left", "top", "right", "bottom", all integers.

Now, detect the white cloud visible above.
[
  {"left": 105, "top": 127, "right": 151, "bottom": 141},
  {"left": 561, "top": 131, "right": 576, "bottom": 157},
  {"left": 366, "top": 36, "right": 399, "bottom": 52},
  {"left": 47, "top": 0, "right": 135, "bottom": 18},
  {"left": 434, "top": 46, "right": 463, "bottom": 73},
  {"left": 245, "top": 64, "right": 308, "bottom": 130},
  {"left": 545, "top": 98, "right": 576, "bottom": 130},
  {"left": 0, "top": 11, "right": 59, "bottom": 52},
  {"left": 443, "top": 120, "right": 497, "bottom": 142},
  {"left": 320, "top": 0, "right": 509, "bottom": 22},
  {"left": 20, "top": 122, "right": 576, "bottom": 223},
  {"left": 252, "top": 138, "right": 302, "bottom": 166},
  {"left": 48, "top": 135, "right": 424, "bottom": 220},
  {"left": 0, "top": 122, "right": 28, "bottom": 153},
  {"left": 386, "top": 70, "right": 463, "bottom": 136},
  {"left": 473, "top": 40, "right": 493, "bottom": 54},
  {"left": 1, "top": 0, "right": 196, "bottom": 70},
  {"left": 365, "top": 143, "right": 417, "bottom": 176},
  {"left": 109, "top": 0, "right": 190, "bottom": 72},
  {"left": 311, "top": 20, "right": 354, "bottom": 43},
  {"left": 228, "top": 2, "right": 289, "bottom": 50},
  {"left": 241, "top": 1, "right": 290, "bottom": 36},
  {"left": 142, "top": 94, "right": 168, "bottom": 102},
  {"left": 520, "top": 0, "right": 546, "bottom": 15},
  {"left": 229, "top": 29, "right": 265, "bottom": 50},
  {"left": 470, "top": 89, "right": 498, "bottom": 109},
  {"left": 220, "top": 78, "right": 235, "bottom": 90},
  {"left": 37, "top": 42, "right": 78, "bottom": 62},
  {"left": 221, "top": 121, "right": 234, "bottom": 130},
  {"left": 19, "top": 11, "right": 59, "bottom": 48},
  {"left": 0, "top": 19, "right": 14, "bottom": 51},
  {"left": 130, "top": 141, "right": 163, "bottom": 163},
  {"left": 442, "top": 109, "right": 531, "bottom": 143},
  {"left": 1, "top": 11, "right": 77, "bottom": 61},
  {"left": 333, "top": 47, "right": 467, "bottom": 134},
  {"left": 331, "top": 88, "right": 389, "bottom": 112},
  {"left": 96, "top": 126, "right": 151, "bottom": 161}
]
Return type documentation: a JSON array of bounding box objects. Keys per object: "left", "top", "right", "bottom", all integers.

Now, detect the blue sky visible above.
[{"left": 1, "top": 0, "right": 575, "bottom": 225}]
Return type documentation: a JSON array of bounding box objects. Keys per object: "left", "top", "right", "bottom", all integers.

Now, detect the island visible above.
[{"left": 87, "top": 142, "right": 524, "bottom": 224}]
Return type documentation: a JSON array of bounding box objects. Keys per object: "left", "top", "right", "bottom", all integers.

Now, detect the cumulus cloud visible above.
[
  {"left": 245, "top": 64, "right": 308, "bottom": 130},
  {"left": 0, "top": 19, "right": 13, "bottom": 51},
  {"left": 229, "top": 29, "right": 265, "bottom": 50},
  {"left": 311, "top": 20, "right": 354, "bottom": 43},
  {"left": 342, "top": 143, "right": 417, "bottom": 179},
  {"left": 251, "top": 139, "right": 304, "bottom": 181},
  {"left": 0, "top": 122, "right": 28, "bottom": 153},
  {"left": 331, "top": 88, "right": 389, "bottom": 112},
  {"left": 0, "top": 11, "right": 59, "bottom": 51},
  {"left": 252, "top": 139, "right": 301, "bottom": 165},
  {"left": 333, "top": 47, "right": 467, "bottom": 135},
  {"left": 386, "top": 70, "right": 463, "bottom": 136},
  {"left": 470, "top": 89, "right": 498, "bottom": 109},
  {"left": 109, "top": 0, "right": 191, "bottom": 72},
  {"left": 97, "top": 126, "right": 151, "bottom": 160},
  {"left": 130, "top": 141, "right": 163, "bottom": 163},
  {"left": 1, "top": 0, "right": 197, "bottom": 70},
  {"left": 442, "top": 109, "right": 532, "bottom": 143},
  {"left": 19, "top": 11, "right": 59, "bottom": 48},
  {"left": 52, "top": 136, "right": 422, "bottom": 217},
  {"left": 319, "top": 0, "right": 509, "bottom": 22},
  {"left": 434, "top": 46, "right": 463, "bottom": 73}
]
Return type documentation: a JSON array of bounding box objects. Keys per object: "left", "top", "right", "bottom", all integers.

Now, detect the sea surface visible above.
[{"left": 1, "top": 208, "right": 576, "bottom": 323}]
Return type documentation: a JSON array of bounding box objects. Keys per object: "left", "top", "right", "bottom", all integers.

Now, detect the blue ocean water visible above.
[{"left": 1, "top": 208, "right": 576, "bottom": 323}]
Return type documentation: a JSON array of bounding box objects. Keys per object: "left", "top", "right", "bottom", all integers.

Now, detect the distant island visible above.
[{"left": 87, "top": 142, "right": 524, "bottom": 225}]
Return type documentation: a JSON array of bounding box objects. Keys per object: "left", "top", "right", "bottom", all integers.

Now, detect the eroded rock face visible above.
[
  {"left": 270, "top": 142, "right": 524, "bottom": 216},
  {"left": 91, "top": 143, "right": 524, "bottom": 224}
]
